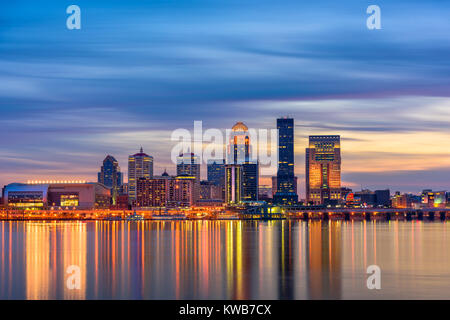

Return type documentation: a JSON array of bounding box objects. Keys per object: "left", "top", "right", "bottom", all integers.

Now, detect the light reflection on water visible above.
[{"left": 1, "top": 220, "right": 450, "bottom": 300}]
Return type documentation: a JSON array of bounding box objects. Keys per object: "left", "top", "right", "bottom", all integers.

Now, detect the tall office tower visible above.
[
  {"left": 273, "top": 117, "right": 298, "bottom": 205},
  {"left": 97, "top": 155, "right": 123, "bottom": 204},
  {"left": 207, "top": 159, "right": 226, "bottom": 200},
  {"left": 225, "top": 164, "right": 242, "bottom": 204},
  {"left": 128, "top": 147, "right": 153, "bottom": 203},
  {"left": 306, "top": 135, "right": 341, "bottom": 205},
  {"left": 227, "top": 122, "right": 251, "bottom": 164},
  {"left": 176, "top": 153, "right": 200, "bottom": 181},
  {"left": 207, "top": 159, "right": 225, "bottom": 185},
  {"left": 177, "top": 152, "right": 200, "bottom": 201},
  {"left": 242, "top": 162, "right": 259, "bottom": 201}
]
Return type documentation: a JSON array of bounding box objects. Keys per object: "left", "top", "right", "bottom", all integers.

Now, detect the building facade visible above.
[
  {"left": 242, "top": 162, "right": 259, "bottom": 201},
  {"left": 128, "top": 148, "right": 153, "bottom": 203},
  {"left": 227, "top": 122, "right": 251, "bottom": 165},
  {"left": 3, "top": 182, "right": 111, "bottom": 210},
  {"left": 274, "top": 117, "right": 298, "bottom": 205},
  {"left": 207, "top": 159, "right": 225, "bottom": 199},
  {"left": 306, "top": 135, "right": 341, "bottom": 205},
  {"left": 97, "top": 155, "right": 123, "bottom": 205},
  {"left": 225, "top": 164, "right": 242, "bottom": 204}
]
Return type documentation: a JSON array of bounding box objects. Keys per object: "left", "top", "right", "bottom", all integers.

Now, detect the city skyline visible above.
[
  {"left": 1, "top": 1, "right": 450, "bottom": 195},
  {"left": 2, "top": 118, "right": 448, "bottom": 200}
]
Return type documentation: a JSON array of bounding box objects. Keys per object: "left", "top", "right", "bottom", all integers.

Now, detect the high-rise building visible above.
[
  {"left": 177, "top": 153, "right": 200, "bottom": 201},
  {"left": 306, "top": 135, "right": 341, "bottom": 205},
  {"left": 128, "top": 147, "right": 153, "bottom": 203},
  {"left": 274, "top": 117, "right": 298, "bottom": 205},
  {"left": 207, "top": 159, "right": 225, "bottom": 185},
  {"left": 272, "top": 176, "right": 298, "bottom": 198},
  {"left": 225, "top": 164, "right": 242, "bottom": 204},
  {"left": 227, "top": 122, "right": 251, "bottom": 165},
  {"left": 242, "top": 162, "right": 258, "bottom": 201},
  {"left": 97, "top": 155, "right": 123, "bottom": 204},
  {"left": 207, "top": 159, "right": 226, "bottom": 200},
  {"left": 176, "top": 153, "right": 200, "bottom": 181}
]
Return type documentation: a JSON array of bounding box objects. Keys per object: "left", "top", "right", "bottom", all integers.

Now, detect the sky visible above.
[{"left": 1, "top": 0, "right": 449, "bottom": 198}]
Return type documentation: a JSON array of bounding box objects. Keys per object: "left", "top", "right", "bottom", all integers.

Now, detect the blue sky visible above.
[{"left": 1, "top": 1, "right": 450, "bottom": 197}]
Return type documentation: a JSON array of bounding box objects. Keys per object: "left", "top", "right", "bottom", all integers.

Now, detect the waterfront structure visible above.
[
  {"left": 97, "top": 155, "right": 123, "bottom": 205},
  {"left": 421, "top": 190, "right": 447, "bottom": 208},
  {"left": 134, "top": 175, "right": 195, "bottom": 208},
  {"left": 375, "top": 189, "right": 390, "bottom": 207},
  {"left": 306, "top": 135, "right": 341, "bottom": 205},
  {"left": 242, "top": 162, "right": 259, "bottom": 201},
  {"left": 227, "top": 122, "right": 251, "bottom": 164},
  {"left": 273, "top": 117, "right": 298, "bottom": 205},
  {"left": 3, "top": 182, "right": 111, "bottom": 209},
  {"left": 167, "top": 176, "right": 195, "bottom": 207},
  {"left": 225, "top": 164, "right": 242, "bottom": 204},
  {"left": 136, "top": 178, "right": 167, "bottom": 207},
  {"left": 128, "top": 148, "right": 153, "bottom": 203}
]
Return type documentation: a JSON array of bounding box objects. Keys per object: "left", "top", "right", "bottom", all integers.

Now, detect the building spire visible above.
[{"left": 140, "top": 146, "right": 143, "bottom": 153}]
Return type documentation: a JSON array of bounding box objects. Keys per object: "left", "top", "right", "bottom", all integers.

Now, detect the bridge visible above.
[{"left": 240, "top": 206, "right": 450, "bottom": 221}]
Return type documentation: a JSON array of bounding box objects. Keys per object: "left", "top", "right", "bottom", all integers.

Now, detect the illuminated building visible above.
[
  {"left": 225, "top": 122, "right": 258, "bottom": 202},
  {"left": 306, "top": 135, "right": 341, "bottom": 205},
  {"left": 225, "top": 164, "right": 242, "bottom": 204},
  {"left": 3, "top": 182, "right": 111, "bottom": 209},
  {"left": 136, "top": 178, "right": 167, "bottom": 207},
  {"left": 227, "top": 122, "right": 251, "bottom": 165},
  {"left": 97, "top": 155, "right": 123, "bottom": 205},
  {"left": 176, "top": 153, "right": 200, "bottom": 201},
  {"left": 421, "top": 190, "right": 446, "bottom": 208},
  {"left": 242, "top": 162, "right": 258, "bottom": 201},
  {"left": 167, "top": 176, "right": 195, "bottom": 207},
  {"left": 176, "top": 153, "right": 200, "bottom": 181},
  {"left": 274, "top": 117, "right": 298, "bottom": 205},
  {"left": 271, "top": 176, "right": 298, "bottom": 198},
  {"left": 128, "top": 147, "right": 153, "bottom": 203},
  {"left": 134, "top": 175, "right": 195, "bottom": 208}
]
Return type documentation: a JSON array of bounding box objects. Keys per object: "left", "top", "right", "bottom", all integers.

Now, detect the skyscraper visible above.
[
  {"left": 128, "top": 147, "right": 153, "bottom": 203},
  {"left": 207, "top": 159, "right": 226, "bottom": 200},
  {"left": 177, "top": 153, "right": 201, "bottom": 201},
  {"left": 274, "top": 117, "right": 298, "bottom": 205},
  {"left": 207, "top": 159, "right": 225, "bottom": 185},
  {"left": 225, "top": 164, "right": 242, "bottom": 204},
  {"left": 242, "top": 162, "right": 259, "bottom": 201},
  {"left": 225, "top": 122, "right": 258, "bottom": 203},
  {"left": 97, "top": 155, "right": 123, "bottom": 204},
  {"left": 306, "top": 135, "right": 341, "bottom": 205},
  {"left": 227, "top": 122, "right": 251, "bottom": 164}
]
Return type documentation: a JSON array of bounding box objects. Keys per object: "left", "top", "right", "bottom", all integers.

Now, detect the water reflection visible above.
[{"left": 1, "top": 220, "right": 450, "bottom": 299}]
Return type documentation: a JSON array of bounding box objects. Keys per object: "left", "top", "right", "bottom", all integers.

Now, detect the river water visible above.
[{"left": 1, "top": 220, "right": 449, "bottom": 299}]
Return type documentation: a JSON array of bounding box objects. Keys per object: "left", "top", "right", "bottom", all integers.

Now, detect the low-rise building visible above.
[{"left": 2, "top": 181, "right": 111, "bottom": 210}]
